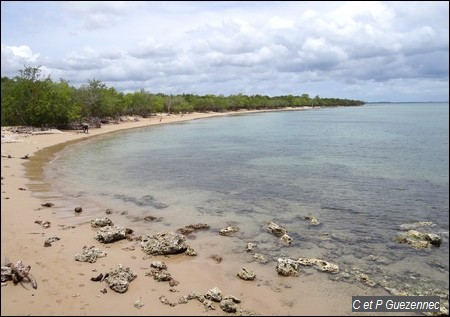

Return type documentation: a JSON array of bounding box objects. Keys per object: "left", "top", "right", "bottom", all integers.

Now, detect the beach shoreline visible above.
[{"left": 2, "top": 107, "right": 398, "bottom": 316}]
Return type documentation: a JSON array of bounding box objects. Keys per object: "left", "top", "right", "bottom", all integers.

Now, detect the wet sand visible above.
[{"left": 1, "top": 109, "right": 402, "bottom": 316}]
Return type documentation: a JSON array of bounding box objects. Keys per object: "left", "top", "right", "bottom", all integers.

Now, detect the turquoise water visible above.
[{"left": 45, "top": 103, "right": 449, "bottom": 301}]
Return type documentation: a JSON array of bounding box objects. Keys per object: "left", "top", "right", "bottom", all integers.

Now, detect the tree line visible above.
[{"left": 1, "top": 66, "right": 365, "bottom": 128}]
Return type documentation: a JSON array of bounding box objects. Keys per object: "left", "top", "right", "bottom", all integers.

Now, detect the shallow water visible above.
[{"left": 40, "top": 103, "right": 449, "bottom": 311}]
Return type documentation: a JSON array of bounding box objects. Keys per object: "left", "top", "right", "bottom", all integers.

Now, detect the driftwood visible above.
[{"left": 1, "top": 258, "right": 37, "bottom": 289}]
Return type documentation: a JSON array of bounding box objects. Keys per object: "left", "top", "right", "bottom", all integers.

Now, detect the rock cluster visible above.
[
  {"left": 104, "top": 264, "right": 137, "bottom": 293},
  {"left": 94, "top": 226, "right": 127, "bottom": 243},
  {"left": 267, "top": 221, "right": 293, "bottom": 244},
  {"left": 140, "top": 232, "right": 192, "bottom": 255},
  {"left": 75, "top": 245, "right": 107, "bottom": 263}
]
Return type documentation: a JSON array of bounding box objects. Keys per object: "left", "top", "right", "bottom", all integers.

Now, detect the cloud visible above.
[
  {"left": 63, "top": 1, "right": 137, "bottom": 30},
  {"left": 128, "top": 37, "right": 177, "bottom": 59},
  {"left": 1, "top": 1, "right": 448, "bottom": 101},
  {"left": 6, "top": 45, "right": 40, "bottom": 60},
  {"left": 1, "top": 44, "right": 41, "bottom": 75},
  {"left": 267, "top": 16, "right": 295, "bottom": 29}
]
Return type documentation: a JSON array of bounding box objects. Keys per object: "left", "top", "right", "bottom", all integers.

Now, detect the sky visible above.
[{"left": 1, "top": 1, "right": 449, "bottom": 102}]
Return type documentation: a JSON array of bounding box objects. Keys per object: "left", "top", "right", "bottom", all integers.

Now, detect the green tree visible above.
[{"left": 1, "top": 65, "right": 53, "bottom": 126}]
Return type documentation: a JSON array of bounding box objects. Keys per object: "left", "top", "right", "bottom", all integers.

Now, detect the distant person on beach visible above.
[{"left": 82, "top": 123, "right": 89, "bottom": 133}]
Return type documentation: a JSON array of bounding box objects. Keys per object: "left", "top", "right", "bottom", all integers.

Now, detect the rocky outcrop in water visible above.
[
  {"left": 246, "top": 242, "right": 257, "bottom": 252},
  {"left": 304, "top": 216, "right": 320, "bottom": 226},
  {"left": 111, "top": 194, "right": 168, "bottom": 209},
  {"left": 267, "top": 221, "right": 293, "bottom": 244},
  {"left": 252, "top": 253, "right": 268, "bottom": 264},
  {"left": 177, "top": 223, "right": 210, "bottom": 235},
  {"left": 394, "top": 229, "right": 442, "bottom": 249},
  {"left": 406, "top": 230, "right": 442, "bottom": 246},
  {"left": 267, "top": 221, "right": 287, "bottom": 236},
  {"left": 275, "top": 257, "right": 339, "bottom": 276},
  {"left": 219, "top": 226, "right": 239, "bottom": 236},
  {"left": 297, "top": 257, "right": 339, "bottom": 274},
  {"left": 378, "top": 272, "right": 449, "bottom": 316},
  {"left": 399, "top": 221, "right": 435, "bottom": 231}
]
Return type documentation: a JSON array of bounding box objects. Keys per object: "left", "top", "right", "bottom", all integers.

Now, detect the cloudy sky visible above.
[{"left": 1, "top": 1, "right": 448, "bottom": 102}]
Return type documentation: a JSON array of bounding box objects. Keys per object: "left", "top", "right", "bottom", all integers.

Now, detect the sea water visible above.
[{"left": 44, "top": 103, "right": 449, "bottom": 303}]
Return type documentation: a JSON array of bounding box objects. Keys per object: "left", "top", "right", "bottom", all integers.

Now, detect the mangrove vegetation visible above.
[{"left": 1, "top": 66, "right": 365, "bottom": 128}]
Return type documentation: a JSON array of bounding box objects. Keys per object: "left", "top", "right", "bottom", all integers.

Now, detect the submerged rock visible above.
[
  {"left": 357, "top": 273, "right": 377, "bottom": 287},
  {"left": 219, "top": 226, "right": 239, "bottom": 236},
  {"left": 267, "top": 221, "right": 287, "bottom": 236},
  {"left": 378, "top": 272, "right": 449, "bottom": 316},
  {"left": 246, "top": 242, "right": 257, "bottom": 252},
  {"left": 177, "top": 223, "right": 210, "bottom": 235},
  {"left": 399, "top": 221, "right": 435, "bottom": 231},
  {"left": 252, "top": 253, "right": 268, "bottom": 264},
  {"left": 267, "top": 221, "right": 293, "bottom": 244},
  {"left": 365, "top": 254, "right": 390, "bottom": 265},
  {"left": 297, "top": 258, "right": 339, "bottom": 274},
  {"left": 305, "top": 216, "right": 320, "bottom": 226},
  {"left": 280, "top": 233, "right": 293, "bottom": 244}
]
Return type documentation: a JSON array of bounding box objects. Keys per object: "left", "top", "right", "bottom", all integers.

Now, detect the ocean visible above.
[{"left": 42, "top": 102, "right": 449, "bottom": 307}]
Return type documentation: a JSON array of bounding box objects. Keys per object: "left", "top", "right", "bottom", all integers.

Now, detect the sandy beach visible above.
[{"left": 1, "top": 109, "right": 399, "bottom": 316}]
